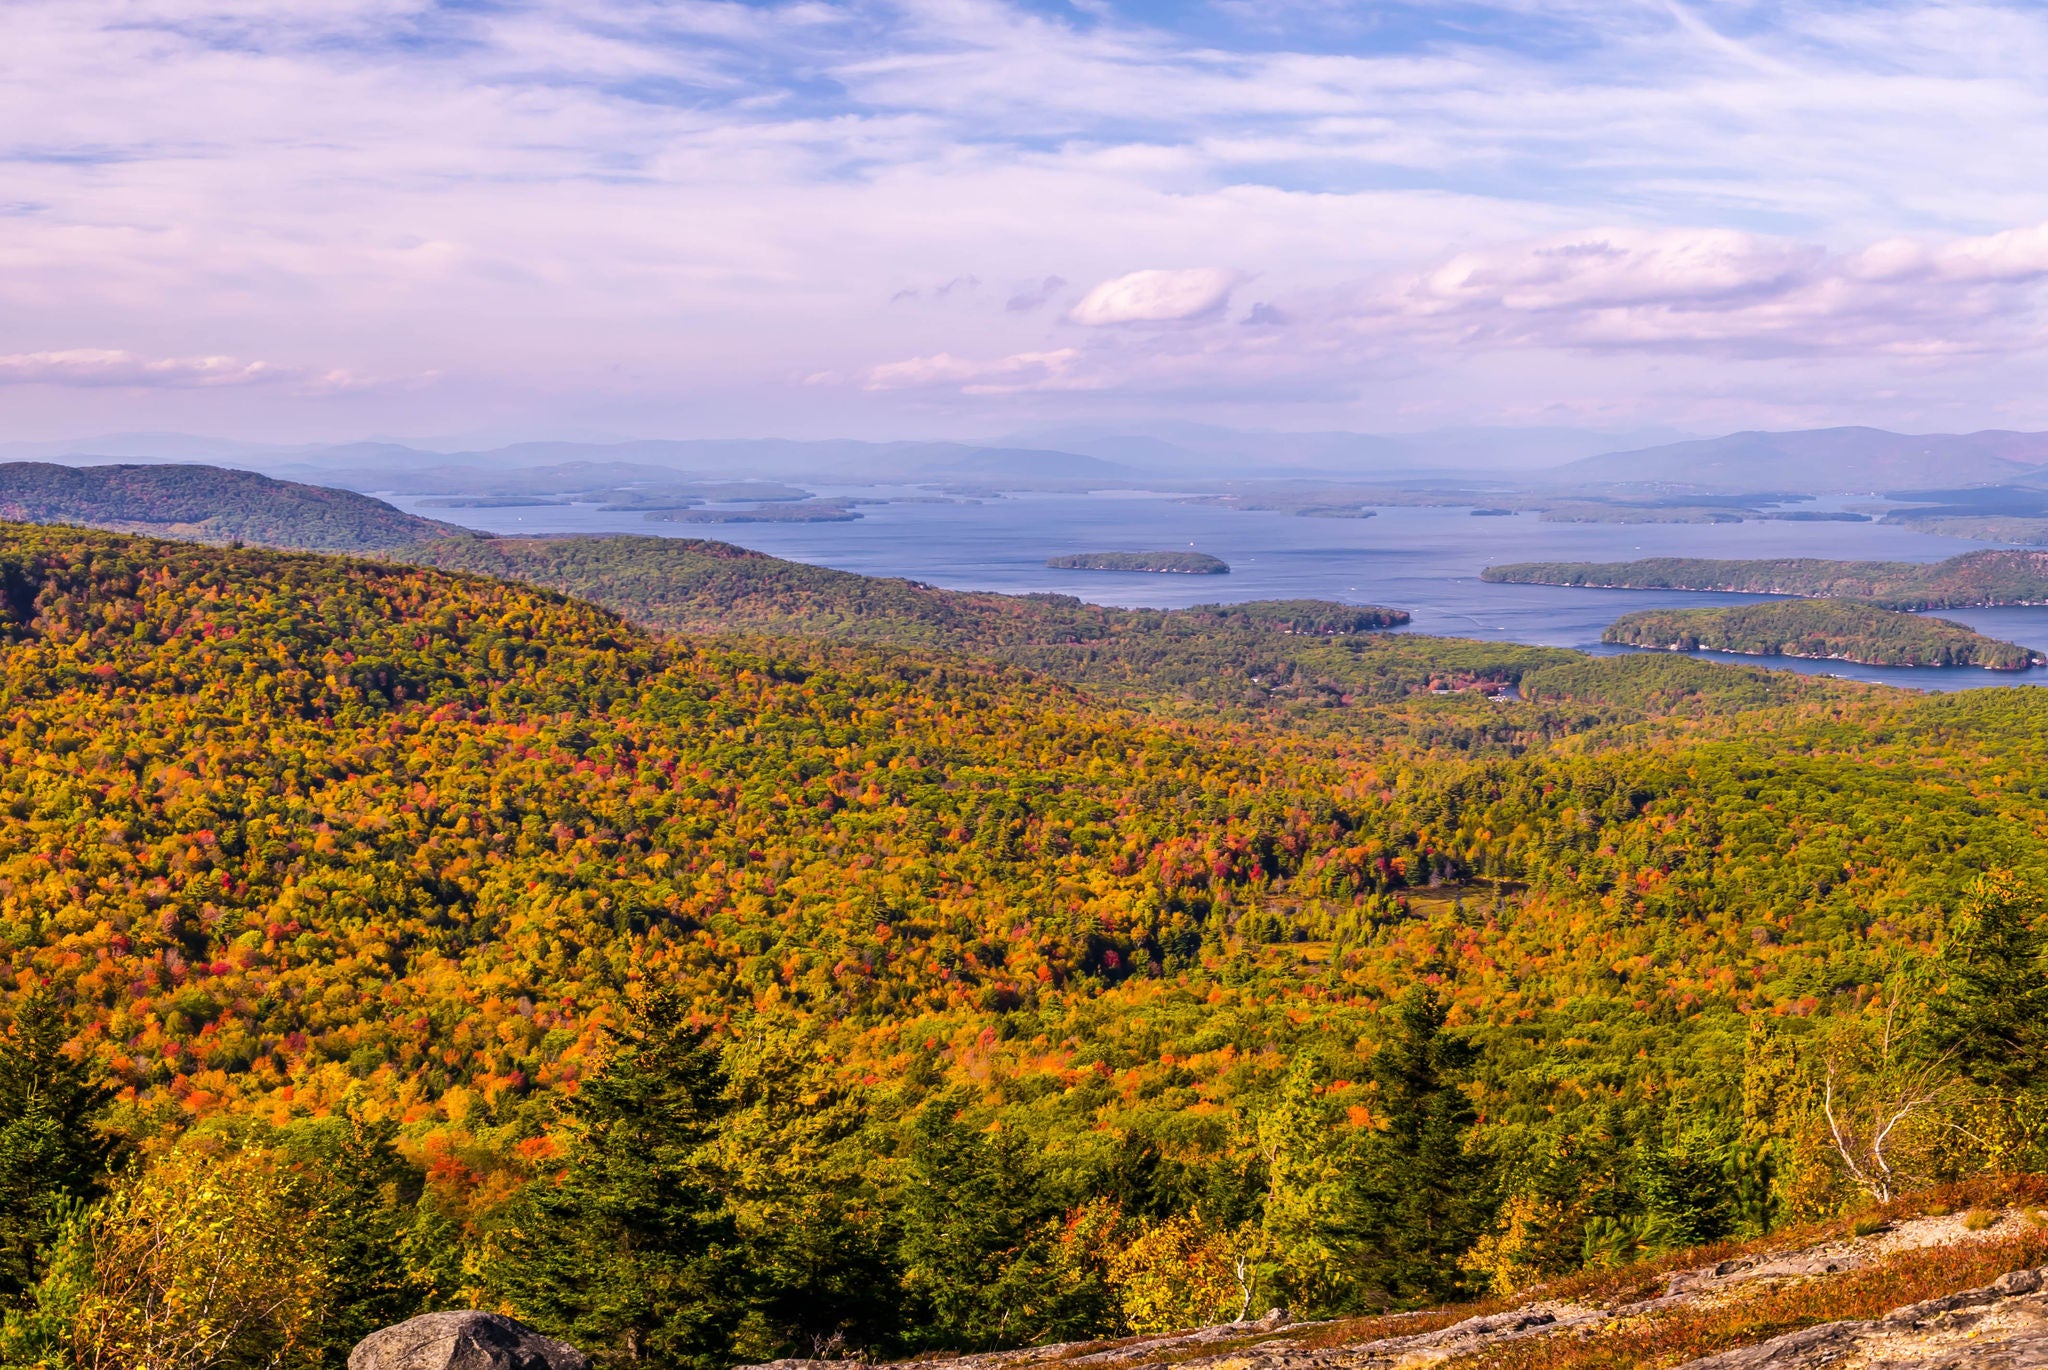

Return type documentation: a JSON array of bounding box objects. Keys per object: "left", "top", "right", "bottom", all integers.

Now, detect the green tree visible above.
[
  {"left": 1930, "top": 872, "right": 2048, "bottom": 1094},
  {"left": 1353, "top": 987, "right": 1493, "bottom": 1304},
  {"left": 0, "top": 993, "right": 117, "bottom": 1307},
  {"left": 1250, "top": 1055, "right": 1358, "bottom": 1314},
  {"left": 485, "top": 989, "right": 739, "bottom": 1369},
  {"left": 711, "top": 1017, "right": 897, "bottom": 1360},
  {"left": 1631, "top": 1114, "right": 1739, "bottom": 1254},
  {"left": 273, "top": 1113, "right": 454, "bottom": 1366},
  {"left": 894, "top": 1097, "right": 1110, "bottom": 1350}
]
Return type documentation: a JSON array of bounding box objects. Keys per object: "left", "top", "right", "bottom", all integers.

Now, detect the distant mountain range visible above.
[
  {"left": 0, "top": 462, "right": 464, "bottom": 551},
  {"left": 0, "top": 435, "right": 1140, "bottom": 489},
  {"left": 997, "top": 421, "right": 1690, "bottom": 474},
  {"left": 1550, "top": 427, "right": 2048, "bottom": 493},
  {"left": 9, "top": 424, "right": 2048, "bottom": 495}
]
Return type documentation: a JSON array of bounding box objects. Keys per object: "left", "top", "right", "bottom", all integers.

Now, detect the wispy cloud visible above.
[
  {"left": 863, "top": 348, "right": 1084, "bottom": 394},
  {"left": 1006, "top": 276, "right": 1068, "bottom": 312},
  {"left": 1357, "top": 220, "right": 2048, "bottom": 356},
  {"left": 0, "top": 350, "right": 298, "bottom": 388}
]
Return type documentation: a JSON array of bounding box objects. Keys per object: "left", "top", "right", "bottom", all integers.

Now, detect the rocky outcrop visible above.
[
  {"left": 736, "top": 1209, "right": 2048, "bottom": 1370},
  {"left": 1671, "top": 1265, "right": 2048, "bottom": 1368},
  {"left": 348, "top": 1312, "right": 590, "bottom": 1370}
]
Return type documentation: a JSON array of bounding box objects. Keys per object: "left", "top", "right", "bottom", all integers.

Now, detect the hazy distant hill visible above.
[
  {"left": 1006, "top": 421, "right": 1689, "bottom": 475},
  {"left": 0, "top": 462, "right": 465, "bottom": 551},
  {"left": 1553, "top": 427, "right": 2048, "bottom": 492}
]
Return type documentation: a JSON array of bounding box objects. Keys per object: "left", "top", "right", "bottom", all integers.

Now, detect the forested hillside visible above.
[
  {"left": 394, "top": 535, "right": 1503, "bottom": 709},
  {"left": 2, "top": 526, "right": 2046, "bottom": 1370},
  {"left": 0, "top": 462, "right": 463, "bottom": 551}
]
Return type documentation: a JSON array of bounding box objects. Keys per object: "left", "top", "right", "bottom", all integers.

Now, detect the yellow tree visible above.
[{"left": 70, "top": 1143, "right": 328, "bottom": 1370}]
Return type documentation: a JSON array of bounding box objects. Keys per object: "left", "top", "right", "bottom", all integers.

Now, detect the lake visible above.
[{"left": 386, "top": 488, "right": 2048, "bottom": 693}]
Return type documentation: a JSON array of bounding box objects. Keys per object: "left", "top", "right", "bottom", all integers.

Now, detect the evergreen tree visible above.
[
  {"left": 894, "top": 1096, "right": 1107, "bottom": 1350},
  {"left": 1930, "top": 873, "right": 2048, "bottom": 1093},
  {"left": 1631, "top": 1116, "right": 1739, "bottom": 1254},
  {"left": 487, "top": 988, "right": 739, "bottom": 1369},
  {"left": 1352, "top": 987, "right": 1493, "bottom": 1303},
  {"left": 713, "top": 1017, "right": 898, "bottom": 1361},
  {"left": 0, "top": 992, "right": 117, "bottom": 1307},
  {"left": 276, "top": 1112, "right": 456, "bottom": 1365}
]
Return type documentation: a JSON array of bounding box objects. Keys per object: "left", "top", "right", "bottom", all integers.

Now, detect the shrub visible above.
[
  {"left": 68, "top": 1142, "right": 328, "bottom": 1370},
  {"left": 1106, "top": 1214, "right": 1252, "bottom": 1334}
]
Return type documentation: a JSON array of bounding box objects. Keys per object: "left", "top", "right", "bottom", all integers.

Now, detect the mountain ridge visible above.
[
  {"left": 0, "top": 461, "right": 466, "bottom": 550},
  {"left": 1553, "top": 426, "right": 2048, "bottom": 493}
]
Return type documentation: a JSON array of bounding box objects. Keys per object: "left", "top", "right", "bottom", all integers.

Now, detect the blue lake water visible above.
[{"left": 387, "top": 489, "right": 2048, "bottom": 694}]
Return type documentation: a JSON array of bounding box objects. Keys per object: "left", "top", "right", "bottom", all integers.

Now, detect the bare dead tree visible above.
[
  {"left": 1231, "top": 1248, "right": 1256, "bottom": 1324},
  {"left": 1820, "top": 975, "right": 1957, "bottom": 1205}
]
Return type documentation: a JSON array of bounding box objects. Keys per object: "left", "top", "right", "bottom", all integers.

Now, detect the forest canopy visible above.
[
  {"left": 1, "top": 524, "right": 2045, "bottom": 1370},
  {"left": 395, "top": 535, "right": 1434, "bottom": 709}
]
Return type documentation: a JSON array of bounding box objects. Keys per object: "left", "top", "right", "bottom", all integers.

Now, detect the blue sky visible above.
[{"left": 2, "top": 0, "right": 2046, "bottom": 442}]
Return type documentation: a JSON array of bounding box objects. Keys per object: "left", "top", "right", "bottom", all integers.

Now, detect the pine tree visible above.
[
  {"left": 487, "top": 988, "right": 739, "bottom": 1369},
  {"left": 0, "top": 992, "right": 117, "bottom": 1306},
  {"left": 1352, "top": 987, "right": 1493, "bottom": 1303},
  {"left": 713, "top": 1017, "right": 898, "bottom": 1361},
  {"left": 276, "top": 1112, "right": 453, "bottom": 1365},
  {"left": 1930, "top": 873, "right": 2048, "bottom": 1094},
  {"left": 894, "top": 1096, "right": 1106, "bottom": 1350}
]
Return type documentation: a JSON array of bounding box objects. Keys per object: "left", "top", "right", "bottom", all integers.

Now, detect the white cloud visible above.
[
  {"left": 0, "top": 349, "right": 381, "bottom": 397},
  {"left": 0, "top": 350, "right": 287, "bottom": 388},
  {"left": 1068, "top": 268, "right": 1240, "bottom": 325},
  {"left": 1361, "top": 221, "right": 2048, "bottom": 356},
  {"left": 863, "top": 348, "right": 1084, "bottom": 394},
  {"left": 847, "top": 216, "right": 2048, "bottom": 424},
  {"left": 4, "top": 0, "right": 2048, "bottom": 435}
]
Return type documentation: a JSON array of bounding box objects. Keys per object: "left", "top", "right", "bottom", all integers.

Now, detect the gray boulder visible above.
[{"left": 348, "top": 1312, "right": 590, "bottom": 1370}]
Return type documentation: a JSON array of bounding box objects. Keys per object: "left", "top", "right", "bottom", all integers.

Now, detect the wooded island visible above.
[
  {"left": 1603, "top": 599, "right": 2043, "bottom": 670},
  {"left": 1047, "top": 550, "right": 1231, "bottom": 574}
]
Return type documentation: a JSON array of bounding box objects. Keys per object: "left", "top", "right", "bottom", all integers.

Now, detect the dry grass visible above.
[
  {"left": 1288, "top": 1307, "right": 1495, "bottom": 1351},
  {"left": 908, "top": 1176, "right": 2048, "bottom": 1370},
  {"left": 1446, "top": 1226, "right": 2048, "bottom": 1370}
]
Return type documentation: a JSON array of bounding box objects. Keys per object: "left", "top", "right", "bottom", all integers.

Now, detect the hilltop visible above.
[
  {"left": 0, "top": 461, "right": 464, "bottom": 551},
  {"left": 740, "top": 1192, "right": 2048, "bottom": 1370}
]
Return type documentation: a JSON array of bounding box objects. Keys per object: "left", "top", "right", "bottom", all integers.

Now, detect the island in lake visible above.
[
  {"left": 1603, "top": 600, "right": 2043, "bottom": 671},
  {"left": 649, "top": 500, "right": 861, "bottom": 524},
  {"left": 1048, "top": 551, "right": 1231, "bottom": 574},
  {"left": 1483, "top": 548, "right": 2048, "bottom": 610}
]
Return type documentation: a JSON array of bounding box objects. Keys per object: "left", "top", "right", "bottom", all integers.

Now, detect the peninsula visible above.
[{"left": 1483, "top": 548, "right": 2048, "bottom": 610}]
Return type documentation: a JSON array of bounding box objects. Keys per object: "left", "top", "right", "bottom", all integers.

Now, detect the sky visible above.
[{"left": 3, "top": 0, "right": 2048, "bottom": 445}]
